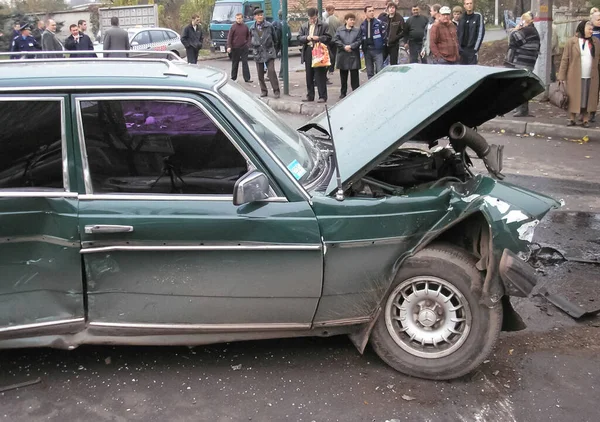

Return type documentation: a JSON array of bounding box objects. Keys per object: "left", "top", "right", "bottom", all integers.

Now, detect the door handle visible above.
[{"left": 85, "top": 225, "right": 134, "bottom": 234}]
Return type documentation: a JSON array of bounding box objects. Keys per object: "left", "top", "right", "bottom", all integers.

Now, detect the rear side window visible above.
[
  {"left": 0, "top": 100, "right": 63, "bottom": 190},
  {"left": 166, "top": 31, "right": 178, "bottom": 40},
  {"left": 150, "top": 31, "right": 167, "bottom": 43},
  {"left": 79, "top": 99, "right": 248, "bottom": 195}
]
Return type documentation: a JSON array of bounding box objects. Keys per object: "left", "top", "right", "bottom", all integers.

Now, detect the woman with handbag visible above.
[
  {"left": 558, "top": 20, "right": 600, "bottom": 127},
  {"left": 334, "top": 13, "right": 362, "bottom": 99}
]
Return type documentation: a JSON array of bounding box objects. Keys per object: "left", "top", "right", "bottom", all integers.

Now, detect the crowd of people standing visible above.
[
  {"left": 8, "top": 16, "right": 134, "bottom": 59},
  {"left": 231, "top": 1, "right": 486, "bottom": 103}
]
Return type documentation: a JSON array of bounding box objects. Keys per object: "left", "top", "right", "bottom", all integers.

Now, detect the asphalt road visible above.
[{"left": 0, "top": 124, "right": 598, "bottom": 422}]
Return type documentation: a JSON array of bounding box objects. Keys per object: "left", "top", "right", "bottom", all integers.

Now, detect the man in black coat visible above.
[
  {"left": 298, "top": 7, "right": 331, "bottom": 103},
  {"left": 403, "top": 4, "right": 428, "bottom": 63},
  {"left": 379, "top": 2, "right": 405, "bottom": 65},
  {"left": 65, "top": 24, "right": 97, "bottom": 58},
  {"left": 31, "top": 20, "right": 45, "bottom": 45},
  {"left": 181, "top": 15, "right": 203, "bottom": 64}
]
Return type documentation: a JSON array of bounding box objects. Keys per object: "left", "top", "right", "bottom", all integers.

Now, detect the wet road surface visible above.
[{"left": 0, "top": 124, "right": 599, "bottom": 421}]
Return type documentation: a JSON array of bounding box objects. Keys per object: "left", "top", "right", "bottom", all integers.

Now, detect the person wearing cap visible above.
[
  {"left": 457, "top": 0, "right": 485, "bottom": 64},
  {"left": 250, "top": 8, "right": 280, "bottom": 98},
  {"left": 10, "top": 23, "right": 42, "bottom": 59},
  {"left": 429, "top": 6, "right": 459, "bottom": 64}
]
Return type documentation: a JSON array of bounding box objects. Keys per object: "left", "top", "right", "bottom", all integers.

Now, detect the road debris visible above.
[
  {"left": 0, "top": 377, "right": 41, "bottom": 393},
  {"left": 401, "top": 395, "right": 416, "bottom": 401},
  {"left": 493, "top": 370, "right": 500, "bottom": 376},
  {"left": 538, "top": 287, "right": 600, "bottom": 319},
  {"left": 231, "top": 364, "right": 242, "bottom": 371}
]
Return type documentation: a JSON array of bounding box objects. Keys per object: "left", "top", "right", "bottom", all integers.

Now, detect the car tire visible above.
[{"left": 370, "top": 243, "right": 503, "bottom": 380}]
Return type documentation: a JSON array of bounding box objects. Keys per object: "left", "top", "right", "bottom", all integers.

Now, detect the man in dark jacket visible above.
[
  {"left": 65, "top": 24, "right": 96, "bottom": 58},
  {"left": 250, "top": 9, "right": 280, "bottom": 98},
  {"left": 403, "top": 4, "right": 428, "bottom": 63},
  {"left": 361, "top": 5, "right": 386, "bottom": 79},
  {"left": 457, "top": 0, "right": 485, "bottom": 64},
  {"left": 31, "top": 20, "right": 45, "bottom": 46},
  {"left": 379, "top": 2, "right": 405, "bottom": 65},
  {"left": 227, "top": 13, "right": 252, "bottom": 83},
  {"left": 181, "top": 15, "right": 203, "bottom": 64},
  {"left": 298, "top": 7, "right": 331, "bottom": 102}
]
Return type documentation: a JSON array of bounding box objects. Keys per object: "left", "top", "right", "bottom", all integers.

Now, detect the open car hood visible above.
[{"left": 303, "top": 65, "right": 543, "bottom": 196}]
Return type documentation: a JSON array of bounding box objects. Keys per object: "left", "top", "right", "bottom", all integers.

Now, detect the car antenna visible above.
[{"left": 325, "top": 105, "right": 344, "bottom": 201}]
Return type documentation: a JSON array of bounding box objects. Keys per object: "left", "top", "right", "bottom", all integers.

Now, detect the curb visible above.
[
  {"left": 482, "top": 119, "right": 599, "bottom": 140},
  {"left": 263, "top": 97, "right": 599, "bottom": 140}
]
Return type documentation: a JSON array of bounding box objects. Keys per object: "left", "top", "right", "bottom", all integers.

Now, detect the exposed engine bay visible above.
[{"left": 351, "top": 123, "right": 505, "bottom": 197}]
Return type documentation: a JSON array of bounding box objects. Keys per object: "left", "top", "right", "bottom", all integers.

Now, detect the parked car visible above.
[
  {"left": 0, "top": 57, "right": 559, "bottom": 380},
  {"left": 93, "top": 27, "right": 186, "bottom": 59}
]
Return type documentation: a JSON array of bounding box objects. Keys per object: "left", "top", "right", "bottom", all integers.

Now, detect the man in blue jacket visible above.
[
  {"left": 457, "top": 0, "right": 485, "bottom": 64},
  {"left": 361, "top": 5, "right": 386, "bottom": 79}
]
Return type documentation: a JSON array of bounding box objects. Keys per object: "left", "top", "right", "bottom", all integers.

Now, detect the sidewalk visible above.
[{"left": 209, "top": 57, "right": 598, "bottom": 141}]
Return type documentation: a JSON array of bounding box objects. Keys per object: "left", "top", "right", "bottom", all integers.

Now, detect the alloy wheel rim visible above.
[{"left": 385, "top": 276, "right": 472, "bottom": 359}]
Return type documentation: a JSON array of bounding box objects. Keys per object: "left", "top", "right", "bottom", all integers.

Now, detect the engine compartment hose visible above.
[{"left": 449, "top": 122, "right": 491, "bottom": 159}]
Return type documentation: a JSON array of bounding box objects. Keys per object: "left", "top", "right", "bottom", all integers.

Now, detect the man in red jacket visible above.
[
  {"left": 429, "top": 6, "right": 459, "bottom": 64},
  {"left": 227, "top": 13, "right": 253, "bottom": 83}
]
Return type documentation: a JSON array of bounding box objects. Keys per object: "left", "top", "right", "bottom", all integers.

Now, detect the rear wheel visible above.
[{"left": 370, "top": 244, "right": 503, "bottom": 380}]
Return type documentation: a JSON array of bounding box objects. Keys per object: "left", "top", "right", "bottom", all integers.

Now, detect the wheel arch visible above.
[{"left": 349, "top": 212, "right": 525, "bottom": 355}]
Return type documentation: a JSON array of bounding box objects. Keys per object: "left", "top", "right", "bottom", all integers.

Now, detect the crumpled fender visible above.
[{"left": 349, "top": 175, "right": 560, "bottom": 353}]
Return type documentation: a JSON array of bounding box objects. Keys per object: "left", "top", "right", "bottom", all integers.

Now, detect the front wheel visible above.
[{"left": 370, "top": 244, "right": 503, "bottom": 380}]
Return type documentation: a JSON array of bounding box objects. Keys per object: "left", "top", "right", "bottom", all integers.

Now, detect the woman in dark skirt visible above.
[
  {"left": 334, "top": 13, "right": 362, "bottom": 99},
  {"left": 558, "top": 20, "right": 600, "bottom": 127}
]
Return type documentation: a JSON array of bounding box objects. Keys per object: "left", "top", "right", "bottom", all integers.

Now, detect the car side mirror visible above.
[
  {"left": 131, "top": 41, "right": 139, "bottom": 46},
  {"left": 233, "top": 170, "right": 270, "bottom": 205}
]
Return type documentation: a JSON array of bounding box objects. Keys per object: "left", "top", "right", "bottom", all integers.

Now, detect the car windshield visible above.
[
  {"left": 211, "top": 3, "right": 243, "bottom": 23},
  {"left": 219, "top": 82, "right": 318, "bottom": 185}
]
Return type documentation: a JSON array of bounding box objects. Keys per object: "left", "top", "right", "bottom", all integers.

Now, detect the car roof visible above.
[
  {"left": 0, "top": 60, "right": 225, "bottom": 92},
  {"left": 128, "top": 27, "right": 177, "bottom": 35}
]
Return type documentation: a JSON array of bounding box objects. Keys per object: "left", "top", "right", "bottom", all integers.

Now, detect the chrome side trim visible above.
[
  {"left": 81, "top": 244, "right": 323, "bottom": 254},
  {"left": 312, "top": 316, "right": 373, "bottom": 328},
  {"left": 0, "top": 191, "right": 78, "bottom": 198},
  {"left": 0, "top": 318, "right": 85, "bottom": 334},
  {"left": 78, "top": 194, "right": 288, "bottom": 202},
  {"left": 0, "top": 96, "right": 70, "bottom": 192},
  {"left": 89, "top": 321, "right": 310, "bottom": 332},
  {"left": 74, "top": 95, "right": 284, "bottom": 200}
]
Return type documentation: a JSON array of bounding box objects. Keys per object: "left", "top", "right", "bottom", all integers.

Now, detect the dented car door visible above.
[
  {"left": 0, "top": 96, "right": 85, "bottom": 339},
  {"left": 72, "top": 93, "right": 323, "bottom": 333}
]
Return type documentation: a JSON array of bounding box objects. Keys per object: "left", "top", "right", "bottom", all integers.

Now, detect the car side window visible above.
[
  {"left": 0, "top": 100, "right": 63, "bottom": 190},
  {"left": 150, "top": 31, "right": 166, "bottom": 43},
  {"left": 133, "top": 31, "right": 150, "bottom": 45},
  {"left": 166, "top": 31, "right": 178, "bottom": 40},
  {"left": 79, "top": 99, "right": 248, "bottom": 195}
]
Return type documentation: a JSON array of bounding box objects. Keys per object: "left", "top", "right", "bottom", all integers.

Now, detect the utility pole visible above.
[
  {"left": 495, "top": 0, "right": 499, "bottom": 26},
  {"left": 317, "top": 0, "right": 323, "bottom": 19},
  {"left": 532, "top": 0, "right": 553, "bottom": 97},
  {"left": 282, "top": 0, "right": 289, "bottom": 95}
]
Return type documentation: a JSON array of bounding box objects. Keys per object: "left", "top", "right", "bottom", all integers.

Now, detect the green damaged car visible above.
[{"left": 0, "top": 58, "right": 559, "bottom": 380}]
